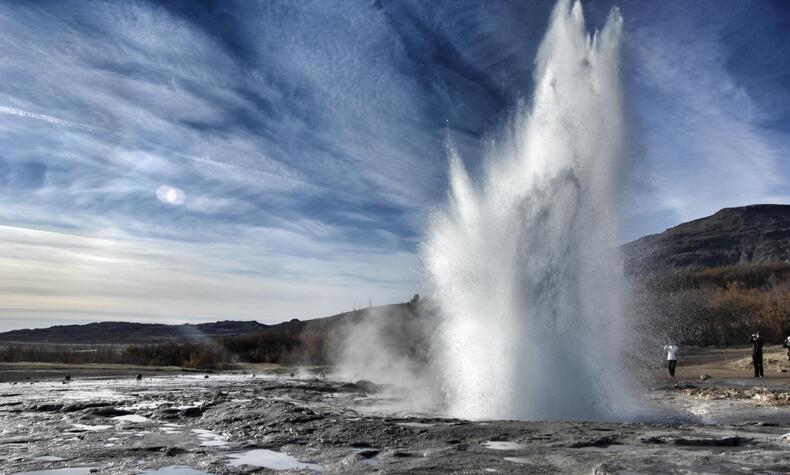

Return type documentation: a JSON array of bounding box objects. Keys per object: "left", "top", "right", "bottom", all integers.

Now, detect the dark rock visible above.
[
  {"left": 181, "top": 406, "right": 203, "bottom": 417},
  {"left": 89, "top": 407, "right": 133, "bottom": 417},
  {"left": 641, "top": 435, "right": 748, "bottom": 446},
  {"left": 165, "top": 447, "right": 187, "bottom": 456},
  {"left": 640, "top": 436, "right": 665, "bottom": 444},
  {"left": 757, "top": 422, "right": 778, "bottom": 427},
  {"left": 155, "top": 408, "right": 181, "bottom": 420},
  {"left": 356, "top": 449, "right": 380, "bottom": 458},
  {"left": 62, "top": 402, "right": 114, "bottom": 413},
  {"left": 32, "top": 403, "right": 64, "bottom": 412},
  {"left": 286, "top": 414, "right": 323, "bottom": 424},
  {"left": 0, "top": 436, "right": 44, "bottom": 444},
  {"left": 130, "top": 446, "right": 167, "bottom": 452},
  {"left": 340, "top": 380, "right": 382, "bottom": 394},
  {"left": 154, "top": 406, "right": 204, "bottom": 419},
  {"left": 569, "top": 435, "right": 618, "bottom": 448},
  {"left": 388, "top": 449, "right": 414, "bottom": 457},
  {"left": 670, "top": 436, "right": 747, "bottom": 446}
]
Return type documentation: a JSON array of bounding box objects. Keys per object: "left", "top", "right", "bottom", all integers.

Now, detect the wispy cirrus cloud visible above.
[
  {"left": 618, "top": 0, "right": 790, "bottom": 240},
  {"left": 0, "top": 0, "right": 789, "bottom": 330},
  {"left": 0, "top": 0, "right": 519, "bottom": 330},
  {"left": 0, "top": 105, "right": 103, "bottom": 133}
]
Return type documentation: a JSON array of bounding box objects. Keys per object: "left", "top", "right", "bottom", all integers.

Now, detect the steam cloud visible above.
[
  {"left": 335, "top": 0, "right": 638, "bottom": 422},
  {"left": 424, "top": 0, "right": 636, "bottom": 421}
]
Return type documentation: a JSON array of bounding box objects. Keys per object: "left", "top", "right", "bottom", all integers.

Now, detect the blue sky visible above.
[{"left": 1, "top": 0, "right": 788, "bottom": 331}]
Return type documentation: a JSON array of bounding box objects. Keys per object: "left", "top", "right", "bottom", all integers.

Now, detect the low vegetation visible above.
[
  {"left": 0, "top": 300, "right": 428, "bottom": 370},
  {"left": 2, "top": 270, "right": 788, "bottom": 369},
  {"left": 634, "top": 263, "right": 790, "bottom": 346},
  {"left": 0, "top": 342, "right": 232, "bottom": 370}
]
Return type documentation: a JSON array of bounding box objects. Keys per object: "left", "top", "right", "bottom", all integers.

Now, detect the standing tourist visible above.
[
  {"left": 749, "top": 331, "right": 764, "bottom": 378},
  {"left": 663, "top": 341, "right": 679, "bottom": 378},
  {"left": 783, "top": 335, "right": 790, "bottom": 361}
]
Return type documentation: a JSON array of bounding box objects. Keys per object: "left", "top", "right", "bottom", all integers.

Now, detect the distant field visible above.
[{"left": 653, "top": 345, "right": 790, "bottom": 382}]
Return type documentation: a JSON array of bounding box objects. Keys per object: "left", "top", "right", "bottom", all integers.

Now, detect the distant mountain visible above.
[
  {"left": 0, "top": 320, "right": 268, "bottom": 345},
  {"left": 0, "top": 303, "right": 416, "bottom": 345},
  {"left": 623, "top": 204, "right": 790, "bottom": 274},
  {"left": 7, "top": 204, "right": 790, "bottom": 345}
]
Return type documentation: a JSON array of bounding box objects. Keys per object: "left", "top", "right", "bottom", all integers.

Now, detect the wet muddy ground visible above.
[{"left": 1, "top": 371, "right": 789, "bottom": 474}]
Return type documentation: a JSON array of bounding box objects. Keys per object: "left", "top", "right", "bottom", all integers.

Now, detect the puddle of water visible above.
[
  {"left": 483, "top": 441, "right": 526, "bottom": 450},
  {"left": 350, "top": 448, "right": 377, "bottom": 455},
  {"left": 226, "top": 449, "right": 322, "bottom": 472},
  {"left": 118, "top": 400, "right": 166, "bottom": 410},
  {"left": 574, "top": 444, "right": 633, "bottom": 452},
  {"left": 160, "top": 423, "right": 182, "bottom": 434},
  {"left": 32, "top": 456, "right": 65, "bottom": 462},
  {"left": 10, "top": 468, "right": 97, "bottom": 475},
  {"left": 504, "top": 457, "right": 533, "bottom": 464},
  {"left": 113, "top": 414, "right": 149, "bottom": 423},
  {"left": 70, "top": 424, "right": 111, "bottom": 432},
  {"left": 62, "top": 388, "right": 126, "bottom": 401},
  {"left": 191, "top": 429, "right": 228, "bottom": 448},
  {"left": 138, "top": 466, "right": 213, "bottom": 475},
  {"left": 396, "top": 422, "right": 434, "bottom": 428}
]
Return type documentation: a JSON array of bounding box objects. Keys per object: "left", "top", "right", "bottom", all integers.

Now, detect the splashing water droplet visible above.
[{"left": 424, "top": 0, "right": 636, "bottom": 421}]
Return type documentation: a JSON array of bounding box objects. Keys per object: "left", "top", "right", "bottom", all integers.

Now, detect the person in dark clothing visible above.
[{"left": 749, "top": 331, "right": 764, "bottom": 378}]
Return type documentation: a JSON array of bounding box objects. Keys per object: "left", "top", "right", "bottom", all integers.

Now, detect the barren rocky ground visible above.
[{"left": 1, "top": 355, "right": 789, "bottom": 474}]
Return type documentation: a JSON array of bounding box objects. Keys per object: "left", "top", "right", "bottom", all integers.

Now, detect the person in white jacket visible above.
[
  {"left": 783, "top": 335, "right": 790, "bottom": 361},
  {"left": 663, "top": 341, "right": 679, "bottom": 378}
]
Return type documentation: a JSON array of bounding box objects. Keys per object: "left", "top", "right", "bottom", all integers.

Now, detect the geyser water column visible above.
[{"left": 424, "top": 0, "right": 634, "bottom": 421}]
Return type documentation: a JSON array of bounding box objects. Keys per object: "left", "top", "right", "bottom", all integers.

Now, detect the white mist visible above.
[{"left": 424, "top": 0, "right": 634, "bottom": 421}]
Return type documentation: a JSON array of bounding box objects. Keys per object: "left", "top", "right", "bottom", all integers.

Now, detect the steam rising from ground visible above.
[
  {"left": 333, "top": 303, "right": 440, "bottom": 413},
  {"left": 424, "top": 0, "right": 635, "bottom": 421}
]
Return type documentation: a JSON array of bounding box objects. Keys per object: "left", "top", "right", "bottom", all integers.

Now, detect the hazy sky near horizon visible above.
[{"left": 1, "top": 0, "right": 789, "bottom": 331}]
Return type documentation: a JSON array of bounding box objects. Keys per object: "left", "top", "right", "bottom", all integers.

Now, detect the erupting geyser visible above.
[{"left": 425, "top": 0, "right": 634, "bottom": 421}]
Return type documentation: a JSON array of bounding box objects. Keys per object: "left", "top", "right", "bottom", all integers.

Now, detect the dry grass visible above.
[{"left": 727, "top": 348, "right": 790, "bottom": 372}]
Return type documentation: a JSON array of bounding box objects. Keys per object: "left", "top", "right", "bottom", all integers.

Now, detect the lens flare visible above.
[{"left": 156, "top": 185, "right": 186, "bottom": 206}]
